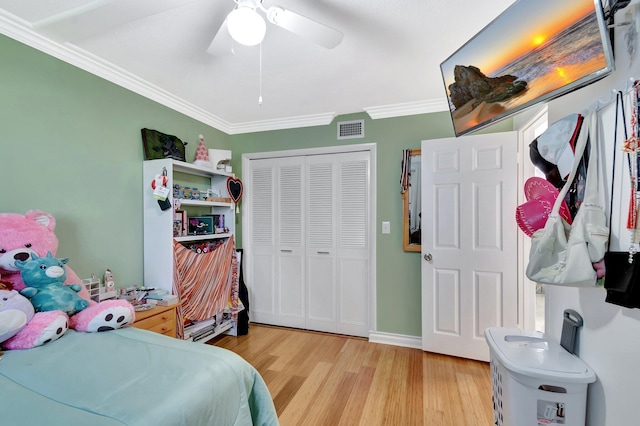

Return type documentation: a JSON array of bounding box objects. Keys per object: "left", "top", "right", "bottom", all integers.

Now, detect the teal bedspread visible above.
[{"left": 0, "top": 328, "right": 278, "bottom": 426}]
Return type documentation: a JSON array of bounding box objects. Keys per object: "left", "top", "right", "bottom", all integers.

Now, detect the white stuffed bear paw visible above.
[
  {"left": 33, "top": 313, "right": 69, "bottom": 346},
  {"left": 70, "top": 300, "right": 135, "bottom": 333},
  {"left": 4, "top": 310, "right": 69, "bottom": 350}
]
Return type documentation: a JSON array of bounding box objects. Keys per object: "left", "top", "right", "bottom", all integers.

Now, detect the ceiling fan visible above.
[
  {"left": 214, "top": 0, "right": 343, "bottom": 48},
  {"left": 32, "top": 0, "right": 343, "bottom": 55}
]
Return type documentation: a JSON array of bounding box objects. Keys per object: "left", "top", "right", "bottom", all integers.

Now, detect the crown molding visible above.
[
  {"left": 2, "top": 10, "right": 446, "bottom": 135},
  {"left": 226, "top": 112, "right": 337, "bottom": 134},
  {"left": 0, "top": 11, "right": 335, "bottom": 135},
  {"left": 0, "top": 10, "right": 234, "bottom": 133},
  {"left": 364, "top": 98, "right": 449, "bottom": 119}
]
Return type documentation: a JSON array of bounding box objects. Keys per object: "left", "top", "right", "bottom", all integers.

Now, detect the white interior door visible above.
[
  {"left": 276, "top": 157, "right": 306, "bottom": 328},
  {"left": 248, "top": 157, "right": 306, "bottom": 328},
  {"left": 421, "top": 132, "right": 518, "bottom": 361},
  {"left": 305, "top": 151, "right": 371, "bottom": 337},
  {"left": 336, "top": 152, "right": 370, "bottom": 337},
  {"left": 248, "top": 159, "right": 278, "bottom": 325},
  {"left": 305, "top": 156, "right": 337, "bottom": 333}
]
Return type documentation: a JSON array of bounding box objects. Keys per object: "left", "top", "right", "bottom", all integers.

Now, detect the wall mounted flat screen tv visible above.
[{"left": 440, "top": 0, "right": 614, "bottom": 137}]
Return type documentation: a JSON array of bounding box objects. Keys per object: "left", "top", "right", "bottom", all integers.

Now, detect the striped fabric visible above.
[
  {"left": 172, "top": 236, "right": 237, "bottom": 339},
  {"left": 229, "top": 249, "right": 240, "bottom": 332}
]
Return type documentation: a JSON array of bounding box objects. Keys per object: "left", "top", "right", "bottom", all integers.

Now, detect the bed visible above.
[{"left": 0, "top": 327, "right": 279, "bottom": 425}]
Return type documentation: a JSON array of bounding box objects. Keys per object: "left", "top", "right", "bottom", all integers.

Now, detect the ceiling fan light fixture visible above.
[{"left": 226, "top": 6, "right": 266, "bottom": 46}]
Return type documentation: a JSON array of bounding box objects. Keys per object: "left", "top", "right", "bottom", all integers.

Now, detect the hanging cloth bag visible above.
[{"left": 526, "top": 109, "right": 609, "bottom": 287}]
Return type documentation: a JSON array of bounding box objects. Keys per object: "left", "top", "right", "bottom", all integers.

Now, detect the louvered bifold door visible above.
[
  {"left": 305, "top": 151, "right": 370, "bottom": 337},
  {"left": 306, "top": 155, "right": 337, "bottom": 333},
  {"left": 248, "top": 159, "right": 278, "bottom": 325},
  {"left": 248, "top": 150, "right": 371, "bottom": 337},
  {"left": 275, "top": 157, "right": 306, "bottom": 328},
  {"left": 336, "top": 151, "right": 370, "bottom": 337}
]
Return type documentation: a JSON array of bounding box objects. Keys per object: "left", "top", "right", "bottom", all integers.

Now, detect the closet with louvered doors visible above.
[{"left": 245, "top": 149, "right": 371, "bottom": 338}]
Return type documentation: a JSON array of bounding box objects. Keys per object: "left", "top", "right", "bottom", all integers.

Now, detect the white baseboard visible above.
[{"left": 368, "top": 331, "right": 422, "bottom": 349}]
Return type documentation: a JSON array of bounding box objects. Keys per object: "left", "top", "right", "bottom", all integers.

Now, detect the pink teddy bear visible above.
[{"left": 0, "top": 211, "right": 135, "bottom": 350}]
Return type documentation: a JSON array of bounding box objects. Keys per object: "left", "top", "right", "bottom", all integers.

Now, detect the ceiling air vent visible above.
[{"left": 337, "top": 119, "right": 364, "bottom": 140}]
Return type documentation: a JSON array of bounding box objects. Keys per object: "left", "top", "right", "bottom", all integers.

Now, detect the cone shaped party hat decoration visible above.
[{"left": 193, "top": 135, "right": 210, "bottom": 167}]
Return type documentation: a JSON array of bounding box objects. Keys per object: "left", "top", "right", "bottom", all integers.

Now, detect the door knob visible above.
[{"left": 424, "top": 253, "right": 432, "bottom": 261}]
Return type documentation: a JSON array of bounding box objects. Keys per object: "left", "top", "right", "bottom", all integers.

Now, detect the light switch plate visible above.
[{"left": 382, "top": 221, "right": 391, "bottom": 234}]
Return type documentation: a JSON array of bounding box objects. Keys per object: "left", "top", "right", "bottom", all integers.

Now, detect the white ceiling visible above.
[{"left": 0, "top": 0, "right": 517, "bottom": 134}]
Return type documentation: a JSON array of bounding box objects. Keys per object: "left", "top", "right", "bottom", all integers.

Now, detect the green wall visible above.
[
  {"left": 1, "top": 34, "right": 511, "bottom": 338},
  {"left": 0, "top": 35, "right": 230, "bottom": 288}
]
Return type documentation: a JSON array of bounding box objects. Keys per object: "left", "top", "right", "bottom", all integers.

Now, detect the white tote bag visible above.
[{"left": 526, "top": 110, "right": 609, "bottom": 287}]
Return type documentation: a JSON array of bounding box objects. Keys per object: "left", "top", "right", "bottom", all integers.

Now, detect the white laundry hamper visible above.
[{"left": 485, "top": 327, "right": 596, "bottom": 426}]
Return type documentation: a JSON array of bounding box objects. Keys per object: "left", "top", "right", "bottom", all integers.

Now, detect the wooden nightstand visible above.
[{"left": 131, "top": 303, "right": 178, "bottom": 338}]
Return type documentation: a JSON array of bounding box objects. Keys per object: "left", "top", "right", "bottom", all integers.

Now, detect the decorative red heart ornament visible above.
[{"left": 227, "top": 177, "right": 243, "bottom": 203}]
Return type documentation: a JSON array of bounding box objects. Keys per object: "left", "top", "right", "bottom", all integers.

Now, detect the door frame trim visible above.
[
  {"left": 516, "top": 107, "right": 548, "bottom": 331},
  {"left": 241, "top": 143, "right": 377, "bottom": 334}
]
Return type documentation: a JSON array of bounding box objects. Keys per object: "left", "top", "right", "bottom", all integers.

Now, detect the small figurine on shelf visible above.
[
  {"left": 183, "top": 187, "right": 192, "bottom": 199},
  {"left": 193, "top": 135, "right": 211, "bottom": 167},
  {"left": 173, "top": 184, "right": 183, "bottom": 199},
  {"left": 103, "top": 269, "right": 115, "bottom": 293}
]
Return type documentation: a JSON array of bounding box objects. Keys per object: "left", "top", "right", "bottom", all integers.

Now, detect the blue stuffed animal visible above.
[{"left": 17, "top": 252, "right": 90, "bottom": 316}]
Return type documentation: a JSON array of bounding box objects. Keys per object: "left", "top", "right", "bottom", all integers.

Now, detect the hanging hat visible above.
[
  {"left": 534, "top": 114, "right": 583, "bottom": 180},
  {"left": 529, "top": 140, "right": 564, "bottom": 190},
  {"left": 193, "top": 135, "right": 210, "bottom": 167},
  {"left": 516, "top": 177, "right": 572, "bottom": 237}
]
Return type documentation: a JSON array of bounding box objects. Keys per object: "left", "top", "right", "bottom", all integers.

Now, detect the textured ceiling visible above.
[{"left": 0, "top": 0, "right": 517, "bottom": 133}]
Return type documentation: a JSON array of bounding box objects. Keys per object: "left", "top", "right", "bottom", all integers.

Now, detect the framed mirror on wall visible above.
[{"left": 402, "top": 149, "right": 421, "bottom": 252}]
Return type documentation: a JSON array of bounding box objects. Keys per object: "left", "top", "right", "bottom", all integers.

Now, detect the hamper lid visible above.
[{"left": 485, "top": 327, "right": 596, "bottom": 383}]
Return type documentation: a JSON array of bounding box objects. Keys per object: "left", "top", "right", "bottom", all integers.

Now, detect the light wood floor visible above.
[{"left": 212, "top": 324, "right": 494, "bottom": 425}]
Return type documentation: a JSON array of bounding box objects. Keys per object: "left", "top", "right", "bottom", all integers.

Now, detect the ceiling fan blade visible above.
[
  {"left": 265, "top": 7, "right": 343, "bottom": 49},
  {"left": 207, "top": 19, "right": 235, "bottom": 57},
  {"left": 33, "top": 0, "right": 200, "bottom": 42},
  {"left": 206, "top": 2, "right": 237, "bottom": 57}
]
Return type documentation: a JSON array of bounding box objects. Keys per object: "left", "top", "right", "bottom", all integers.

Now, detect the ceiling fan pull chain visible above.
[{"left": 258, "top": 42, "right": 263, "bottom": 106}]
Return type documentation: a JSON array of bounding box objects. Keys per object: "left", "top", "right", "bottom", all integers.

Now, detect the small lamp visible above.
[{"left": 227, "top": 6, "right": 266, "bottom": 46}]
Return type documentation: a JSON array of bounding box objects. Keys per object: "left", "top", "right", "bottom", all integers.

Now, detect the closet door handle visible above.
[
  {"left": 317, "top": 251, "right": 330, "bottom": 255},
  {"left": 281, "top": 249, "right": 293, "bottom": 253}
]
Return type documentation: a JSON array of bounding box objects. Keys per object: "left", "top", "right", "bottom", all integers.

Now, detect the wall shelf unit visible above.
[{"left": 143, "top": 158, "right": 238, "bottom": 342}]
